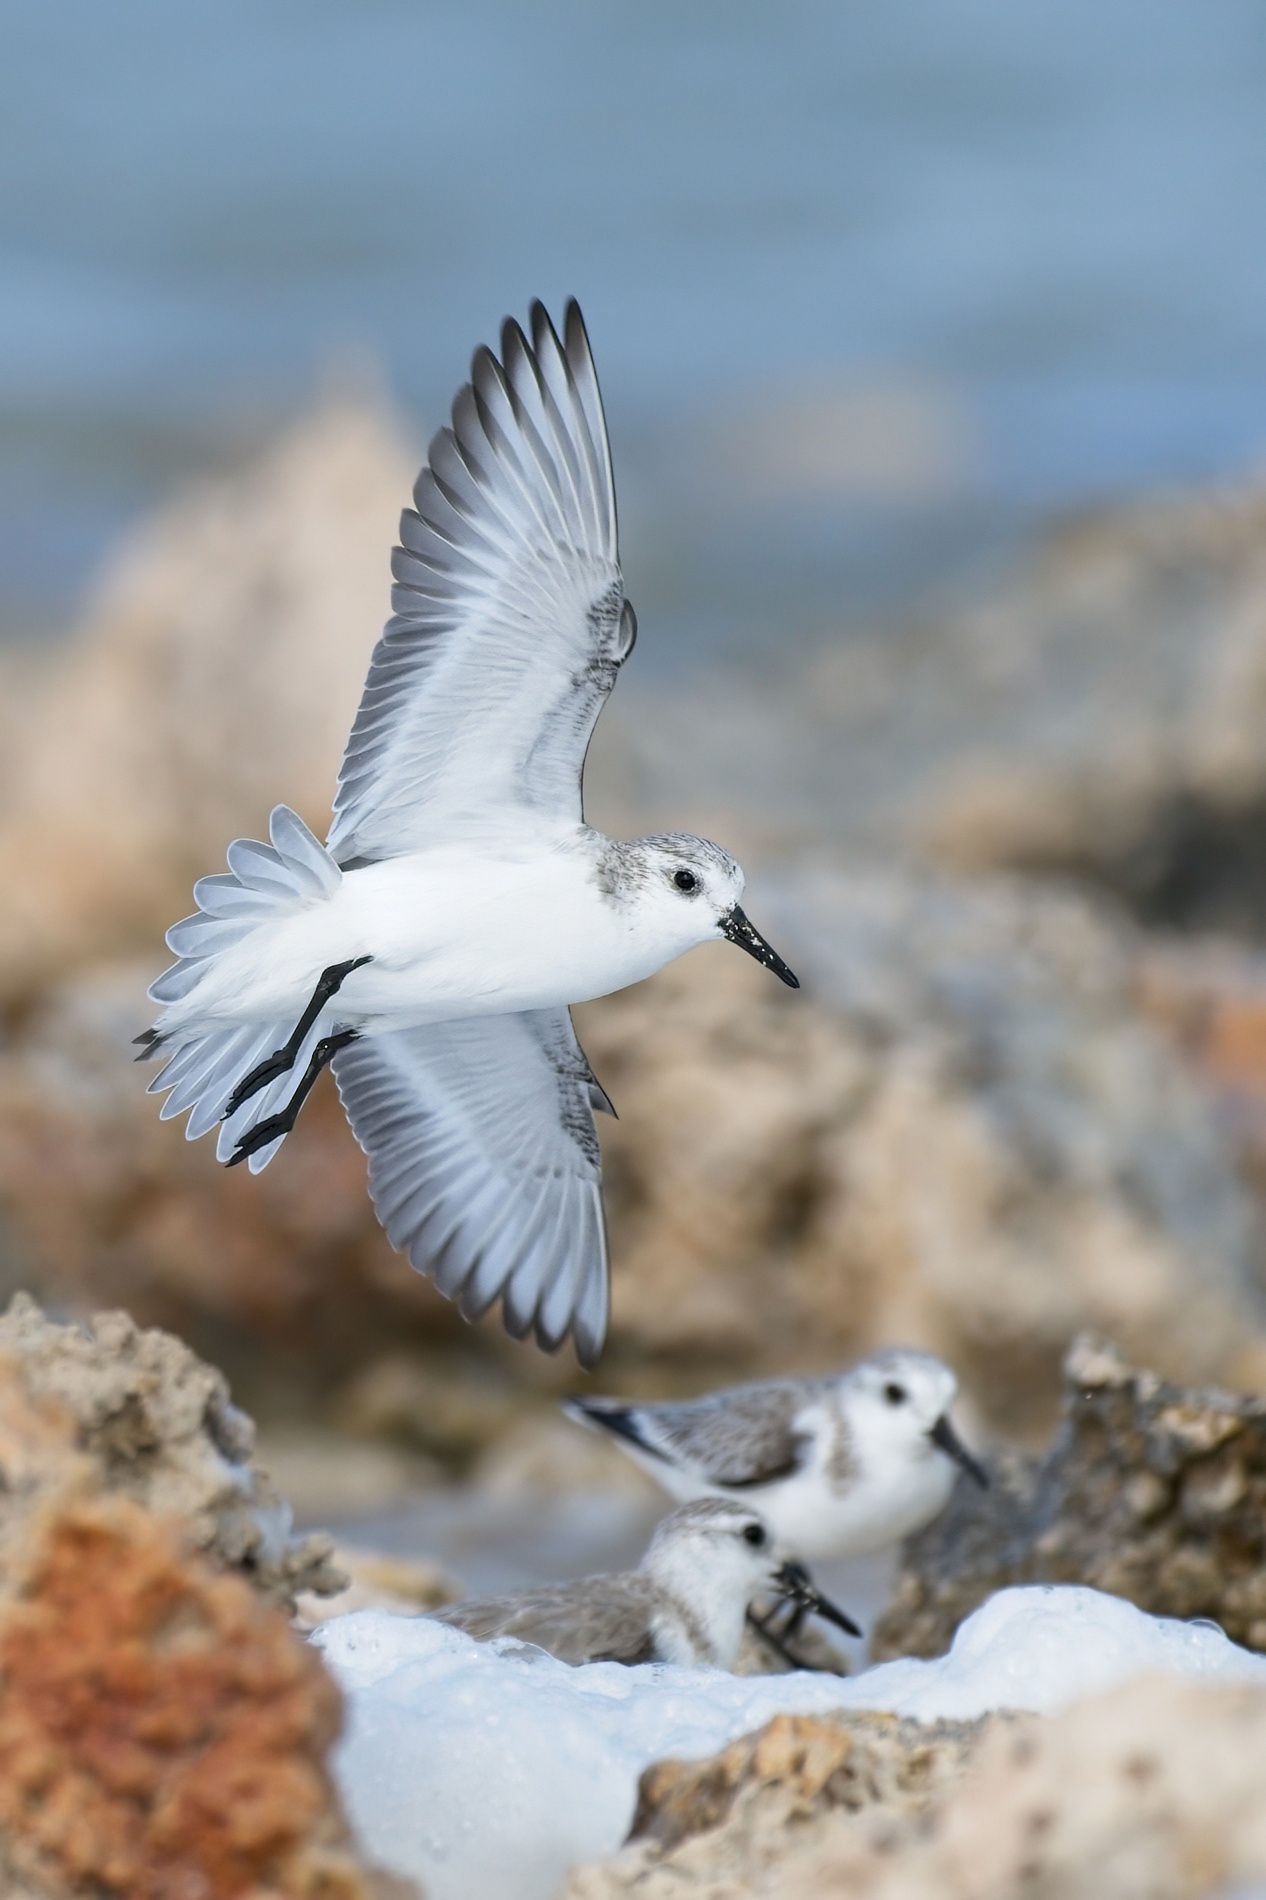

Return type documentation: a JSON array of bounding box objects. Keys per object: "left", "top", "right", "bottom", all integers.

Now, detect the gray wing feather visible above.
[
  {"left": 327, "top": 300, "right": 632, "bottom": 862},
  {"left": 431, "top": 1573, "right": 656, "bottom": 1665},
  {"left": 586, "top": 1383, "right": 812, "bottom": 1487},
  {"left": 332, "top": 1007, "right": 610, "bottom": 1364}
]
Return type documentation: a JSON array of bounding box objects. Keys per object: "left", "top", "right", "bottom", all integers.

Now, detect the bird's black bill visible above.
[
  {"left": 929, "top": 1414, "right": 990, "bottom": 1489},
  {"left": 720, "top": 907, "right": 800, "bottom": 989},
  {"left": 772, "top": 1559, "right": 862, "bottom": 1638}
]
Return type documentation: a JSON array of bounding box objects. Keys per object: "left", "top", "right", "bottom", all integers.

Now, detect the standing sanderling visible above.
[
  {"left": 424, "top": 1498, "right": 859, "bottom": 1669},
  {"left": 135, "top": 300, "right": 798, "bottom": 1367},
  {"left": 565, "top": 1348, "right": 988, "bottom": 1566}
]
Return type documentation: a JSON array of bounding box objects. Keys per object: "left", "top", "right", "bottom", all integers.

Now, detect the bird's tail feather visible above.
[{"left": 140, "top": 806, "right": 341, "bottom": 1173}]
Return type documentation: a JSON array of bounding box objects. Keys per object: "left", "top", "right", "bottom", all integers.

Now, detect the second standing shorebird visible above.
[
  {"left": 425, "top": 1499, "right": 859, "bottom": 1668},
  {"left": 136, "top": 301, "right": 799, "bottom": 1367},
  {"left": 565, "top": 1348, "right": 989, "bottom": 1565}
]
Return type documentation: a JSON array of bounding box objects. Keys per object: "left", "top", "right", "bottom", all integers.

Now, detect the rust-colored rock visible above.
[
  {"left": 873, "top": 1333, "right": 1266, "bottom": 1662},
  {"left": 0, "top": 1496, "right": 366, "bottom": 1899},
  {"left": 0, "top": 1339, "right": 417, "bottom": 1900}
]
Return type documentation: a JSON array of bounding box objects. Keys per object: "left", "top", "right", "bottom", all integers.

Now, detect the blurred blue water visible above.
[{"left": 4, "top": 0, "right": 1266, "bottom": 662}]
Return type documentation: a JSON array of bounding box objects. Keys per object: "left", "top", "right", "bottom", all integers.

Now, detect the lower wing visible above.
[{"left": 332, "top": 1007, "right": 610, "bottom": 1365}]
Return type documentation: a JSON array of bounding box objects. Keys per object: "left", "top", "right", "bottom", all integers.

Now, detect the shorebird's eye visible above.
[
  {"left": 884, "top": 1382, "right": 907, "bottom": 1406},
  {"left": 742, "top": 1522, "right": 767, "bottom": 1547},
  {"left": 673, "top": 868, "right": 700, "bottom": 893}
]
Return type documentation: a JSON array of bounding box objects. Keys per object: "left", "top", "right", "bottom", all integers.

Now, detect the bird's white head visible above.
[
  {"left": 641, "top": 1497, "right": 785, "bottom": 1608},
  {"left": 603, "top": 834, "right": 799, "bottom": 987},
  {"left": 639, "top": 1498, "right": 858, "bottom": 1668},
  {"left": 837, "top": 1348, "right": 989, "bottom": 1492}
]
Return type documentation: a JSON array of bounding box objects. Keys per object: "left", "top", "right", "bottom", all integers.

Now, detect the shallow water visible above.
[{"left": 5, "top": 1, "right": 1266, "bottom": 659}]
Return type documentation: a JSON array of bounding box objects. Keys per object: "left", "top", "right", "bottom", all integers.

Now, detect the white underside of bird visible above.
[
  {"left": 139, "top": 299, "right": 799, "bottom": 1367},
  {"left": 636, "top": 1424, "right": 957, "bottom": 1563}
]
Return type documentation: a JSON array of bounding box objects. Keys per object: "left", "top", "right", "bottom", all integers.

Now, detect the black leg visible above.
[
  {"left": 225, "top": 1029, "right": 359, "bottom": 1167},
  {"left": 745, "top": 1603, "right": 817, "bottom": 1671},
  {"left": 222, "top": 956, "right": 371, "bottom": 1119}
]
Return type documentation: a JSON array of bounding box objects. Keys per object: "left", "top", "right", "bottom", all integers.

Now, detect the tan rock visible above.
[
  {"left": 563, "top": 1705, "right": 998, "bottom": 1898},
  {"left": 0, "top": 1292, "right": 345, "bottom": 1609},
  {"left": 565, "top": 1675, "right": 1266, "bottom": 1900},
  {"left": 294, "top": 1544, "right": 461, "bottom": 1632},
  {"left": 872, "top": 1334, "right": 1266, "bottom": 1661}
]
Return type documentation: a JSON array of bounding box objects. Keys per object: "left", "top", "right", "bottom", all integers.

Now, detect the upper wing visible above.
[
  {"left": 328, "top": 300, "right": 635, "bottom": 863},
  {"left": 577, "top": 1384, "right": 809, "bottom": 1488},
  {"left": 331, "top": 1007, "right": 611, "bottom": 1365}
]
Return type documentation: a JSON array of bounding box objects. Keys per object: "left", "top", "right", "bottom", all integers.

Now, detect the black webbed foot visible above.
[
  {"left": 222, "top": 955, "right": 371, "bottom": 1119},
  {"left": 225, "top": 1028, "right": 359, "bottom": 1167}
]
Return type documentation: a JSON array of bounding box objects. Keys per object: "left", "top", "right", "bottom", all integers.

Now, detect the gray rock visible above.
[{"left": 873, "top": 1332, "right": 1266, "bottom": 1660}]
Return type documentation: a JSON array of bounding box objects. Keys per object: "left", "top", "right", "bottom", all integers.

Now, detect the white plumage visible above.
[
  {"left": 140, "top": 301, "right": 798, "bottom": 1365},
  {"left": 566, "top": 1348, "right": 989, "bottom": 1561}
]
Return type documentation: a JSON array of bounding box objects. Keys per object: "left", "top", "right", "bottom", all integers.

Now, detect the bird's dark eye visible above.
[
  {"left": 742, "top": 1522, "right": 767, "bottom": 1547},
  {"left": 673, "top": 868, "right": 699, "bottom": 893},
  {"left": 884, "top": 1382, "right": 907, "bottom": 1406}
]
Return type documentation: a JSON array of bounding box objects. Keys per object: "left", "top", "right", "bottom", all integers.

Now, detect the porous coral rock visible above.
[
  {"left": 625, "top": 1709, "right": 982, "bottom": 1854},
  {"left": 0, "top": 1293, "right": 344, "bottom": 1608},
  {"left": 872, "top": 1333, "right": 1266, "bottom": 1661},
  {"left": 0, "top": 1346, "right": 415, "bottom": 1900},
  {"left": 564, "top": 1675, "right": 1266, "bottom": 1900}
]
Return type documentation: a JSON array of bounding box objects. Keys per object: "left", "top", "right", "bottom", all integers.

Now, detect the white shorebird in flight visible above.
[{"left": 137, "top": 300, "right": 798, "bottom": 1367}]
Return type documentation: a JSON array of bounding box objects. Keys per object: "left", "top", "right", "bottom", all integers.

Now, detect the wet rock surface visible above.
[
  {"left": 873, "top": 1332, "right": 1266, "bottom": 1660},
  {"left": 564, "top": 1676, "right": 1266, "bottom": 1900}
]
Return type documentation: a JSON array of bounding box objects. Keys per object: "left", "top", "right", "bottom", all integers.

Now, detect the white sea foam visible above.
[{"left": 314, "top": 1584, "right": 1266, "bottom": 1900}]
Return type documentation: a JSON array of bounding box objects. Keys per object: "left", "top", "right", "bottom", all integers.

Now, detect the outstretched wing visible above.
[
  {"left": 328, "top": 300, "right": 635, "bottom": 863},
  {"left": 331, "top": 1008, "right": 611, "bottom": 1365}
]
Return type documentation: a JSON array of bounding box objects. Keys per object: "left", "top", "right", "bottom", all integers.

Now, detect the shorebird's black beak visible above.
[
  {"left": 929, "top": 1414, "right": 990, "bottom": 1489},
  {"left": 772, "top": 1559, "right": 862, "bottom": 1638},
  {"left": 719, "top": 907, "right": 800, "bottom": 988}
]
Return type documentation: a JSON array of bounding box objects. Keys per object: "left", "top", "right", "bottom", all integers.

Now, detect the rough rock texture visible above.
[
  {"left": 0, "top": 1293, "right": 344, "bottom": 1609},
  {"left": 625, "top": 1710, "right": 984, "bottom": 1854},
  {"left": 0, "top": 1343, "right": 415, "bottom": 1899},
  {"left": 563, "top": 1676, "right": 1266, "bottom": 1900},
  {"left": 873, "top": 1332, "right": 1266, "bottom": 1661}
]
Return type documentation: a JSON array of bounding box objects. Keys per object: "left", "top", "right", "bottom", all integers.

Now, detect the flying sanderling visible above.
[
  {"left": 565, "top": 1348, "right": 988, "bottom": 1565},
  {"left": 425, "top": 1498, "right": 858, "bottom": 1669},
  {"left": 135, "top": 301, "right": 798, "bottom": 1367}
]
